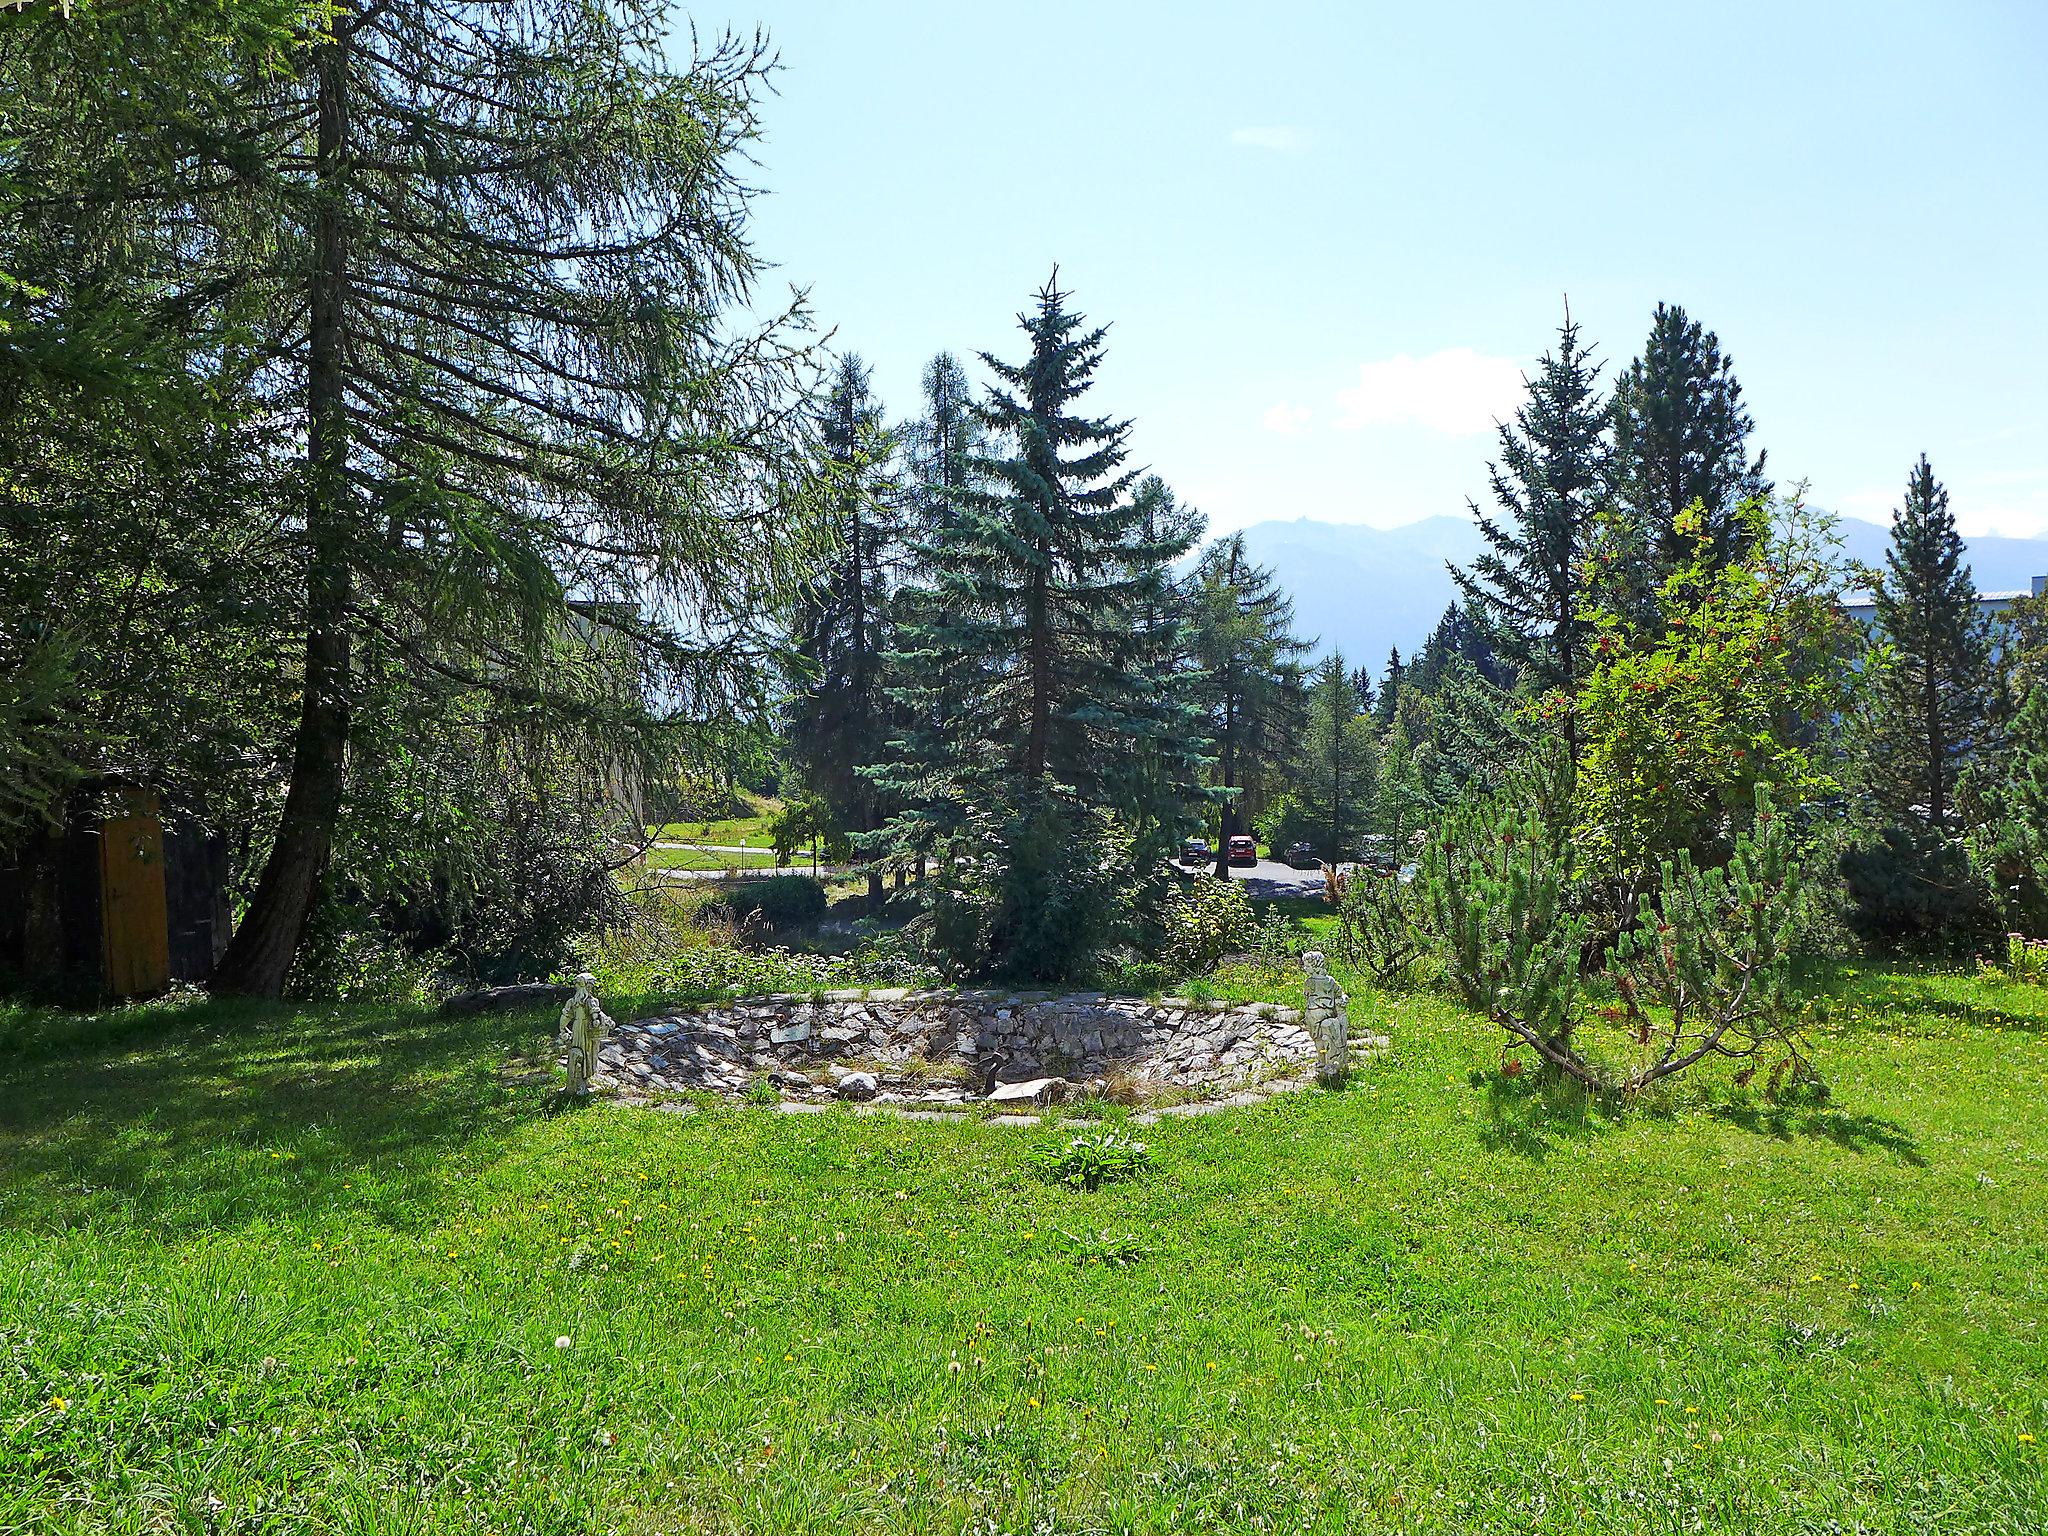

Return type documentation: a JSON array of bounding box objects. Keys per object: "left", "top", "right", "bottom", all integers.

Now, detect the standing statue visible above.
[
  {"left": 559, "top": 972, "right": 612, "bottom": 1095},
  {"left": 1302, "top": 950, "right": 1350, "bottom": 1085}
]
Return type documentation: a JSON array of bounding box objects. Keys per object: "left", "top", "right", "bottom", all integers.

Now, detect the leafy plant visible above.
[
  {"left": 1054, "top": 1226, "right": 1150, "bottom": 1268},
  {"left": 1027, "top": 1128, "right": 1154, "bottom": 1191},
  {"left": 714, "top": 875, "right": 829, "bottom": 931},
  {"left": 1158, "top": 875, "right": 1255, "bottom": 976}
]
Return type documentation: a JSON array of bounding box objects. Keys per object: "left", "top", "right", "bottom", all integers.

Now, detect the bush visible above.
[
  {"left": 1839, "top": 827, "right": 2000, "bottom": 956},
  {"left": 1157, "top": 875, "right": 1255, "bottom": 977},
  {"left": 1027, "top": 1127, "right": 1153, "bottom": 1191},
  {"left": 1330, "top": 867, "right": 1422, "bottom": 985},
  {"left": 715, "top": 874, "right": 828, "bottom": 930}
]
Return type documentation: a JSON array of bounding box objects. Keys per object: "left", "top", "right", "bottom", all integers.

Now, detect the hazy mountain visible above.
[{"left": 1227, "top": 515, "right": 2048, "bottom": 670}]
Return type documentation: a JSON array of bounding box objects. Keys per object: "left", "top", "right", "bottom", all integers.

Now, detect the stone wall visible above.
[{"left": 594, "top": 988, "right": 1322, "bottom": 1110}]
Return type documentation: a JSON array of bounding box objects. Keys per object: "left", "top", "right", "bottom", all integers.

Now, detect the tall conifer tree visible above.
[
  {"left": 1292, "top": 654, "right": 1376, "bottom": 863},
  {"left": 1608, "top": 302, "right": 1770, "bottom": 597},
  {"left": 785, "top": 354, "right": 901, "bottom": 905},
  {"left": 1866, "top": 455, "right": 1993, "bottom": 834},
  {"left": 1189, "top": 534, "right": 1309, "bottom": 878},
  {"left": 873, "top": 275, "right": 1189, "bottom": 977},
  {"left": 1452, "top": 313, "right": 1606, "bottom": 745}
]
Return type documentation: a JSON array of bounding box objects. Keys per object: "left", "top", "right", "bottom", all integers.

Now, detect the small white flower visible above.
[{"left": 555, "top": 1336, "right": 573, "bottom": 1350}]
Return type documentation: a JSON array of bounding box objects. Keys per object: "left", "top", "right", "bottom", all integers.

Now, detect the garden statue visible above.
[
  {"left": 559, "top": 972, "right": 612, "bottom": 1095},
  {"left": 1302, "top": 950, "right": 1349, "bottom": 1085}
]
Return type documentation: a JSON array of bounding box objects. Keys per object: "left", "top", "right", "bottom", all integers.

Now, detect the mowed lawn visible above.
[{"left": 2, "top": 966, "right": 2044, "bottom": 1533}]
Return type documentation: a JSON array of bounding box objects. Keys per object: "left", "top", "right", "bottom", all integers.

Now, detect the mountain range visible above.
[{"left": 1228, "top": 515, "right": 2048, "bottom": 671}]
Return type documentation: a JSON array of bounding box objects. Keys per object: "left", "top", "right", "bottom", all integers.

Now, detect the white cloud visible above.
[
  {"left": 1261, "top": 402, "right": 1312, "bottom": 436},
  {"left": 1228, "top": 126, "right": 1312, "bottom": 153},
  {"left": 1332, "top": 349, "right": 1526, "bottom": 437}
]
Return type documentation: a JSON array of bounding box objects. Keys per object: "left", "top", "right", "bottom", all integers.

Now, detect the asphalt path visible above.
[{"left": 1175, "top": 855, "right": 1332, "bottom": 899}]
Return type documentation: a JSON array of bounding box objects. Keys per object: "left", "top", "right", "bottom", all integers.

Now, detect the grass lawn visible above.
[
  {"left": 648, "top": 795, "right": 781, "bottom": 849},
  {"left": 3, "top": 963, "right": 2045, "bottom": 1532},
  {"left": 644, "top": 845, "right": 785, "bottom": 873}
]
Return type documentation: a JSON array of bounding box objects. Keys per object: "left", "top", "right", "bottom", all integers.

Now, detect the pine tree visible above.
[
  {"left": 1866, "top": 455, "right": 1994, "bottom": 835},
  {"left": 785, "top": 354, "right": 901, "bottom": 906},
  {"left": 1292, "top": 654, "right": 1376, "bottom": 863},
  {"left": 1451, "top": 312, "right": 1606, "bottom": 741},
  {"left": 1189, "top": 533, "right": 1309, "bottom": 878},
  {"left": 1609, "top": 302, "right": 1770, "bottom": 596}
]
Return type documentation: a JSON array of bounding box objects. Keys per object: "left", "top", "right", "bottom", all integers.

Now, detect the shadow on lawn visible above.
[
  {"left": 0, "top": 995, "right": 565, "bottom": 1237},
  {"left": 1473, "top": 1069, "right": 1605, "bottom": 1161},
  {"left": 1700, "top": 1098, "right": 1926, "bottom": 1165}
]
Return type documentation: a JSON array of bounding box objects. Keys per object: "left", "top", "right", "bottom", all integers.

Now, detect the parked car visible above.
[
  {"left": 1284, "top": 841, "right": 1321, "bottom": 869},
  {"left": 1227, "top": 834, "right": 1258, "bottom": 867},
  {"left": 1352, "top": 835, "right": 1398, "bottom": 875},
  {"left": 1179, "top": 836, "right": 1210, "bottom": 866}
]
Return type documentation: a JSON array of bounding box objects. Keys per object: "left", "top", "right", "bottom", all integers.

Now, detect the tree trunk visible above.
[{"left": 213, "top": 26, "right": 353, "bottom": 996}]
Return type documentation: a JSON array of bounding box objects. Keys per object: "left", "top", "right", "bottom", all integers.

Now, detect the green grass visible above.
[
  {"left": 648, "top": 794, "right": 781, "bottom": 848},
  {"left": 645, "top": 844, "right": 785, "bottom": 872},
  {"left": 3, "top": 963, "right": 2045, "bottom": 1532}
]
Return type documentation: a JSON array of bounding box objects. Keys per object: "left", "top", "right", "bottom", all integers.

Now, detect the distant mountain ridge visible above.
[{"left": 1227, "top": 514, "right": 2048, "bottom": 671}]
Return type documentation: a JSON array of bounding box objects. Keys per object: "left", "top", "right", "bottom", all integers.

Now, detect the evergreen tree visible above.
[
  {"left": 1189, "top": 533, "right": 1309, "bottom": 878},
  {"left": 1375, "top": 719, "right": 1426, "bottom": 860},
  {"left": 785, "top": 354, "right": 901, "bottom": 906},
  {"left": 1115, "top": 475, "right": 1214, "bottom": 871},
  {"left": 872, "top": 275, "right": 1187, "bottom": 977},
  {"left": 1965, "top": 681, "right": 2048, "bottom": 934},
  {"left": 1373, "top": 647, "right": 1404, "bottom": 727},
  {"left": 133, "top": 2, "right": 822, "bottom": 995},
  {"left": 1608, "top": 302, "right": 1770, "bottom": 597},
  {"left": 1291, "top": 654, "right": 1376, "bottom": 862},
  {"left": 1865, "top": 455, "right": 1994, "bottom": 835},
  {"left": 1451, "top": 312, "right": 1606, "bottom": 741}
]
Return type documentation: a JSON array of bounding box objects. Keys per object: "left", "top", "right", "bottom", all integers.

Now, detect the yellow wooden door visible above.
[{"left": 100, "top": 791, "right": 170, "bottom": 997}]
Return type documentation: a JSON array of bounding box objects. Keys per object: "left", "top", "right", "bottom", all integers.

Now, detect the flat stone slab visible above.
[{"left": 442, "top": 982, "right": 573, "bottom": 1017}]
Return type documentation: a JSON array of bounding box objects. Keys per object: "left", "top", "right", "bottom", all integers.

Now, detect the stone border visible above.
[{"left": 583, "top": 985, "right": 1384, "bottom": 1116}]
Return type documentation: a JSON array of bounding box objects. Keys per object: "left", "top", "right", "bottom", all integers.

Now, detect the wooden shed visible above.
[{"left": 0, "top": 786, "right": 230, "bottom": 998}]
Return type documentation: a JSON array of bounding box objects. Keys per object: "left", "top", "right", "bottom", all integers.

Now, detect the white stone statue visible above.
[
  {"left": 559, "top": 972, "right": 612, "bottom": 1095},
  {"left": 1302, "top": 950, "right": 1349, "bottom": 1085}
]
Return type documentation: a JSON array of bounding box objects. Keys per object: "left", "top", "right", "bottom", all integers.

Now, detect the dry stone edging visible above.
[{"left": 583, "top": 986, "right": 1364, "bottom": 1120}]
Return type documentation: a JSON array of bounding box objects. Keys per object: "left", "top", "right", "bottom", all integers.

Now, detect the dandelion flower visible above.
[{"left": 1569, "top": 1392, "right": 1585, "bottom": 1402}]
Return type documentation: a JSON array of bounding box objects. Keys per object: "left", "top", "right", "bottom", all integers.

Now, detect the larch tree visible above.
[
  {"left": 785, "top": 353, "right": 901, "bottom": 907},
  {"left": 1292, "top": 653, "right": 1375, "bottom": 863},
  {"left": 1189, "top": 533, "right": 1308, "bottom": 879},
  {"left": 1865, "top": 455, "right": 1994, "bottom": 836},
  {"left": 166, "top": 1, "right": 823, "bottom": 995}
]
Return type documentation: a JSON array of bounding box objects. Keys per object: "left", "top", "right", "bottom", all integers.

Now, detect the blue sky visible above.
[{"left": 719, "top": 1, "right": 2048, "bottom": 538}]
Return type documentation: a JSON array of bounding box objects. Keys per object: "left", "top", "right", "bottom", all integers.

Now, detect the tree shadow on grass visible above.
[
  {"left": 1472, "top": 1069, "right": 1606, "bottom": 1161},
  {"left": 0, "top": 995, "right": 569, "bottom": 1238},
  {"left": 1700, "top": 1097, "right": 1926, "bottom": 1165}
]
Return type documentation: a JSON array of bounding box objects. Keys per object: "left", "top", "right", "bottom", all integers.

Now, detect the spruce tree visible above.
[
  {"left": 872, "top": 275, "right": 1186, "bottom": 977},
  {"left": 785, "top": 354, "right": 901, "bottom": 906},
  {"left": 1608, "top": 302, "right": 1770, "bottom": 596},
  {"left": 1451, "top": 312, "right": 1606, "bottom": 742},
  {"left": 1373, "top": 647, "right": 1404, "bottom": 727},
  {"left": 1115, "top": 475, "right": 1214, "bottom": 871},
  {"left": 1292, "top": 654, "right": 1376, "bottom": 863},
  {"left": 1866, "top": 455, "right": 1993, "bottom": 835},
  {"left": 1189, "top": 533, "right": 1309, "bottom": 878}
]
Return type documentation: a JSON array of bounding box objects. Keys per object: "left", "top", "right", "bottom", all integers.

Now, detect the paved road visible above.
[{"left": 1175, "top": 856, "right": 1333, "bottom": 900}]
